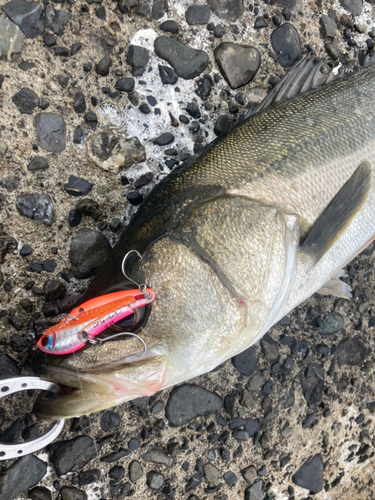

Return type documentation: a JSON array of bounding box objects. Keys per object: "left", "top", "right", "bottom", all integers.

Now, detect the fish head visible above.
[{"left": 34, "top": 198, "right": 297, "bottom": 420}]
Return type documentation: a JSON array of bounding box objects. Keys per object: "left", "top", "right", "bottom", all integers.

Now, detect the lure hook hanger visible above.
[{"left": 122, "top": 250, "right": 152, "bottom": 300}]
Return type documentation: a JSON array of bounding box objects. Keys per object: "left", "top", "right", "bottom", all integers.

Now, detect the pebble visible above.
[
  {"left": 207, "top": 0, "right": 244, "bottom": 21},
  {"left": 68, "top": 209, "right": 82, "bottom": 227},
  {"left": 223, "top": 471, "right": 237, "bottom": 486},
  {"left": 0, "top": 354, "right": 20, "bottom": 379},
  {"left": 185, "top": 474, "right": 201, "bottom": 491},
  {"left": 44, "top": 7, "right": 71, "bottom": 36},
  {"left": 299, "top": 363, "right": 324, "bottom": 409},
  {"left": 146, "top": 470, "right": 164, "bottom": 490},
  {"left": 127, "top": 45, "right": 149, "bottom": 76},
  {"left": 84, "top": 112, "right": 98, "bottom": 129},
  {"left": 247, "top": 373, "right": 264, "bottom": 392},
  {"left": 292, "top": 453, "right": 323, "bottom": 493},
  {"left": 127, "top": 191, "right": 143, "bottom": 205},
  {"left": 0, "top": 141, "right": 7, "bottom": 156},
  {"left": 158, "top": 65, "right": 178, "bottom": 85},
  {"left": 339, "top": 0, "right": 363, "bottom": 16},
  {"left": 43, "top": 280, "right": 66, "bottom": 301},
  {"left": 73, "top": 92, "right": 86, "bottom": 114},
  {"left": 109, "top": 465, "right": 125, "bottom": 482},
  {"left": 153, "top": 133, "right": 175, "bottom": 146},
  {"left": 78, "top": 469, "right": 101, "bottom": 486},
  {"left": 165, "top": 384, "right": 223, "bottom": 426},
  {"left": 160, "top": 19, "right": 179, "bottom": 33},
  {"left": 141, "top": 449, "right": 173, "bottom": 467},
  {"left": 337, "top": 337, "right": 368, "bottom": 366},
  {"left": 47, "top": 436, "right": 99, "bottom": 476},
  {"left": 28, "top": 486, "right": 52, "bottom": 500},
  {"left": 12, "top": 88, "right": 39, "bottom": 115},
  {"left": 2, "top": 0, "right": 44, "bottom": 38},
  {"left": 109, "top": 218, "right": 121, "bottom": 232},
  {"left": 27, "top": 157, "right": 49, "bottom": 171},
  {"left": 320, "top": 14, "right": 337, "bottom": 37},
  {"left": 0, "top": 18, "right": 22, "bottom": 61},
  {"left": 69, "top": 228, "right": 111, "bottom": 279},
  {"left": 20, "top": 244, "right": 32, "bottom": 256},
  {"left": 35, "top": 113, "right": 66, "bottom": 153},
  {"left": 154, "top": 36, "right": 209, "bottom": 79},
  {"left": 196, "top": 77, "right": 212, "bottom": 100},
  {"left": 27, "top": 259, "right": 56, "bottom": 273},
  {"left": 0, "top": 455, "right": 47, "bottom": 500},
  {"left": 231, "top": 346, "right": 258, "bottom": 376},
  {"left": 214, "top": 114, "right": 234, "bottom": 136},
  {"left": 318, "top": 312, "right": 344, "bottom": 334},
  {"left": 71, "top": 42, "right": 82, "bottom": 56},
  {"left": 242, "top": 465, "right": 257, "bottom": 484},
  {"left": 326, "top": 40, "right": 340, "bottom": 59},
  {"left": 64, "top": 175, "right": 93, "bottom": 196},
  {"left": 59, "top": 486, "right": 87, "bottom": 500},
  {"left": 129, "top": 461, "right": 143, "bottom": 482},
  {"left": 204, "top": 463, "right": 220, "bottom": 483},
  {"left": 43, "top": 34, "right": 56, "bottom": 47},
  {"left": 100, "top": 448, "right": 130, "bottom": 462},
  {"left": 73, "top": 127, "right": 85, "bottom": 144},
  {"left": 185, "top": 5, "right": 211, "bottom": 25},
  {"left": 260, "top": 333, "right": 279, "bottom": 362},
  {"left": 115, "top": 77, "right": 135, "bottom": 92},
  {"left": 76, "top": 199, "right": 100, "bottom": 219},
  {"left": 254, "top": 17, "right": 267, "bottom": 29},
  {"left": 214, "top": 42, "right": 260, "bottom": 89},
  {"left": 96, "top": 55, "right": 112, "bottom": 76},
  {"left": 244, "top": 480, "right": 264, "bottom": 500},
  {"left": 16, "top": 193, "right": 54, "bottom": 226},
  {"left": 271, "top": 23, "right": 302, "bottom": 68}
]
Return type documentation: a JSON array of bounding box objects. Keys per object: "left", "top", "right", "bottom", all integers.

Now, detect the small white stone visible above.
[{"left": 0, "top": 140, "right": 8, "bottom": 156}]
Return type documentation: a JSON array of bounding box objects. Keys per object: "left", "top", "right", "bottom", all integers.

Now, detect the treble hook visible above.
[{"left": 122, "top": 250, "right": 152, "bottom": 300}]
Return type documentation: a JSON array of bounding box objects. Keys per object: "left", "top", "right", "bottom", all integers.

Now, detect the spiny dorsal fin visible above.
[
  {"left": 301, "top": 161, "right": 372, "bottom": 264},
  {"left": 245, "top": 56, "right": 344, "bottom": 119}
]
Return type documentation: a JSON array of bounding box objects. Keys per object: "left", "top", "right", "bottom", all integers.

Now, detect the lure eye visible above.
[
  {"left": 40, "top": 336, "right": 49, "bottom": 347},
  {"left": 38, "top": 333, "right": 55, "bottom": 350}
]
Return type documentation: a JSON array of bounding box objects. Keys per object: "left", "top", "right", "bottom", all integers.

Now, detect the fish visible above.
[{"left": 33, "top": 58, "right": 375, "bottom": 419}]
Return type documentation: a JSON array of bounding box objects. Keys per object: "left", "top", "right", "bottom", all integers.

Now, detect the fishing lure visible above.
[{"left": 37, "top": 288, "right": 155, "bottom": 355}]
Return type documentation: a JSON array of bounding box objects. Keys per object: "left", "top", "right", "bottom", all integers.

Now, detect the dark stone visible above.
[
  {"left": 292, "top": 454, "right": 323, "bottom": 493},
  {"left": 69, "top": 228, "right": 111, "bottom": 279},
  {"left": 76, "top": 198, "right": 100, "bottom": 219},
  {"left": 28, "top": 157, "right": 49, "bottom": 171},
  {"left": 0, "top": 455, "right": 47, "bottom": 500},
  {"left": 109, "top": 218, "right": 121, "bottom": 232},
  {"left": 12, "top": 88, "right": 39, "bottom": 114},
  {"left": 214, "top": 42, "right": 260, "bottom": 89},
  {"left": 214, "top": 24, "right": 225, "bottom": 37},
  {"left": 244, "top": 480, "right": 264, "bottom": 500},
  {"left": 0, "top": 354, "right": 20, "bottom": 379},
  {"left": 337, "top": 338, "right": 369, "bottom": 366},
  {"left": 134, "top": 0, "right": 167, "bottom": 20},
  {"left": 339, "top": 0, "right": 362, "bottom": 16},
  {"left": 154, "top": 36, "right": 209, "bottom": 79},
  {"left": 56, "top": 75, "right": 69, "bottom": 89},
  {"left": 141, "top": 449, "right": 173, "bottom": 467},
  {"left": 115, "top": 78, "right": 135, "bottom": 92},
  {"left": 83, "top": 62, "right": 92, "bottom": 72},
  {"left": 84, "top": 112, "right": 98, "bottom": 129},
  {"left": 68, "top": 209, "right": 82, "bottom": 227},
  {"left": 73, "top": 127, "right": 85, "bottom": 144},
  {"left": 224, "top": 471, "right": 237, "bottom": 486},
  {"left": 158, "top": 65, "right": 178, "bottom": 85},
  {"left": 127, "top": 45, "right": 149, "bottom": 76},
  {"left": 320, "top": 14, "right": 337, "bottom": 37},
  {"left": 43, "top": 280, "right": 66, "bottom": 301},
  {"left": 318, "top": 312, "right": 344, "bottom": 335},
  {"left": 2, "top": 0, "right": 44, "bottom": 38},
  {"left": 139, "top": 102, "right": 150, "bottom": 114},
  {"left": 299, "top": 363, "right": 324, "bottom": 409},
  {"left": 231, "top": 347, "right": 257, "bottom": 376},
  {"left": 96, "top": 55, "right": 112, "bottom": 76},
  {"left": 147, "top": 470, "right": 164, "bottom": 490},
  {"left": 271, "top": 23, "right": 302, "bottom": 68},
  {"left": 47, "top": 436, "right": 99, "bottom": 476},
  {"left": 95, "top": 5, "right": 106, "bottom": 19},
  {"left": 78, "top": 469, "right": 101, "bottom": 486},
  {"left": 73, "top": 92, "right": 86, "bottom": 114},
  {"left": 28, "top": 486, "right": 52, "bottom": 500},
  {"left": 34, "top": 113, "right": 66, "bottom": 153},
  {"left": 64, "top": 175, "right": 93, "bottom": 196},
  {"left": 0, "top": 416, "right": 23, "bottom": 444},
  {"left": 207, "top": 0, "right": 244, "bottom": 21},
  {"left": 109, "top": 465, "right": 125, "bottom": 482},
  {"left": 59, "top": 486, "right": 87, "bottom": 500},
  {"left": 100, "top": 411, "right": 121, "bottom": 432},
  {"left": 245, "top": 418, "right": 260, "bottom": 436},
  {"left": 27, "top": 259, "right": 57, "bottom": 273},
  {"left": 166, "top": 385, "right": 222, "bottom": 429},
  {"left": 71, "top": 42, "right": 82, "bottom": 56},
  {"left": 153, "top": 132, "right": 174, "bottom": 146},
  {"left": 254, "top": 16, "right": 267, "bottom": 28},
  {"left": 185, "top": 5, "right": 211, "bottom": 25},
  {"left": 134, "top": 172, "right": 153, "bottom": 188},
  {"left": 185, "top": 473, "right": 201, "bottom": 491},
  {"left": 20, "top": 244, "right": 32, "bottom": 256},
  {"left": 44, "top": 7, "right": 71, "bottom": 36},
  {"left": 127, "top": 191, "right": 143, "bottom": 205},
  {"left": 196, "top": 77, "right": 211, "bottom": 100},
  {"left": 16, "top": 193, "right": 54, "bottom": 226},
  {"left": 260, "top": 333, "right": 279, "bottom": 362},
  {"left": 100, "top": 448, "right": 130, "bottom": 462},
  {"left": 186, "top": 102, "right": 200, "bottom": 119},
  {"left": 214, "top": 114, "right": 234, "bottom": 136},
  {"left": 160, "top": 20, "right": 179, "bottom": 33}
]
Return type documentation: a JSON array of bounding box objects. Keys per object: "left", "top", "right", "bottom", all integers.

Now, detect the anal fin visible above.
[
  {"left": 301, "top": 161, "right": 372, "bottom": 263},
  {"left": 317, "top": 273, "right": 352, "bottom": 299}
]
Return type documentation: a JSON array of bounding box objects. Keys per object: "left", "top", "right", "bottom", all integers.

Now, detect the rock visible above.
[
  {"left": 204, "top": 463, "right": 220, "bottom": 483},
  {"left": 320, "top": 14, "right": 337, "bottom": 37},
  {"left": 69, "top": 228, "right": 111, "bottom": 279},
  {"left": 12, "top": 88, "right": 39, "bottom": 115},
  {"left": 0, "top": 354, "right": 20, "bottom": 379},
  {"left": 59, "top": 486, "right": 87, "bottom": 500},
  {"left": 129, "top": 461, "right": 143, "bottom": 482},
  {"left": 76, "top": 199, "right": 100, "bottom": 219},
  {"left": 337, "top": 338, "right": 368, "bottom": 366},
  {"left": 16, "top": 193, "right": 54, "bottom": 226},
  {"left": 247, "top": 373, "right": 264, "bottom": 392},
  {"left": 160, "top": 19, "right": 179, "bottom": 33},
  {"left": 242, "top": 466, "right": 257, "bottom": 485},
  {"left": 271, "top": 23, "right": 302, "bottom": 68},
  {"left": 135, "top": 0, "right": 167, "bottom": 20},
  {"left": 71, "top": 42, "right": 82, "bottom": 56},
  {"left": 127, "top": 45, "right": 149, "bottom": 76},
  {"left": 146, "top": 470, "right": 164, "bottom": 490},
  {"left": 109, "top": 465, "right": 125, "bottom": 482},
  {"left": 96, "top": 55, "right": 112, "bottom": 76},
  {"left": 299, "top": 363, "right": 324, "bottom": 409},
  {"left": 87, "top": 130, "right": 146, "bottom": 172},
  {"left": 0, "top": 141, "right": 8, "bottom": 156},
  {"left": 141, "top": 449, "right": 173, "bottom": 467},
  {"left": 244, "top": 480, "right": 264, "bottom": 500},
  {"left": 165, "top": 384, "right": 223, "bottom": 426},
  {"left": 28, "top": 486, "right": 52, "bottom": 500},
  {"left": 27, "top": 259, "right": 57, "bottom": 273},
  {"left": 339, "top": 0, "right": 362, "bottom": 16},
  {"left": 254, "top": 17, "right": 267, "bottom": 29},
  {"left": 214, "top": 42, "right": 260, "bottom": 89},
  {"left": 28, "top": 157, "right": 49, "bottom": 171},
  {"left": 84, "top": 112, "right": 98, "bottom": 129},
  {"left": 64, "top": 175, "right": 93, "bottom": 196},
  {"left": 0, "top": 176, "right": 18, "bottom": 192},
  {"left": 185, "top": 5, "right": 211, "bottom": 25},
  {"left": 73, "top": 92, "right": 86, "bottom": 114},
  {"left": 100, "top": 448, "right": 130, "bottom": 462},
  {"left": 100, "top": 410, "right": 121, "bottom": 432},
  {"left": 318, "top": 312, "right": 344, "bottom": 335},
  {"left": 78, "top": 469, "right": 101, "bottom": 486},
  {"left": 127, "top": 192, "right": 143, "bottom": 205},
  {"left": 2, "top": 0, "right": 44, "bottom": 38},
  {"left": 56, "top": 75, "right": 69, "bottom": 89},
  {"left": 34, "top": 113, "right": 66, "bottom": 153},
  {"left": 115, "top": 78, "right": 135, "bottom": 92},
  {"left": 43, "top": 33, "right": 56, "bottom": 47},
  {"left": 224, "top": 471, "right": 237, "bottom": 486},
  {"left": 0, "top": 18, "right": 22, "bottom": 61},
  {"left": 260, "top": 333, "right": 279, "bottom": 362},
  {"left": 0, "top": 236, "right": 17, "bottom": 263},
  {"left": 154, "top": 36, "right": 209, "bottom": 80},
  {"left": 0, "top": 455, "right": 47, "bottom": 500},
  {"left": 68, "top": 209, "right": 81, "bottom": 227},
  {"left": 207, "top": 0, "right": 244, "bottom": 21},
  {"left": 43, "top": 280, "right": 66, "bottom": 301},
  {"left": 292, "top": 454, "right": 323, "bottom": 493},
  {"left": 158, "top": 65, "right": 178, "bottom": 85},
  {"left": 231, "top": 347, "right": 258, "bottom": 376},
  {"left": 47, "top": 435, "right": 99, "bottom": 476},
  {"left": 214, "top": 114, "right": 234, "bottom": 136},
  {"left": 302, "top": 411, "right": 317, "bottom": 428},
  {"left": 73, "top": 128, "right": 85, "bottom": 145},
  {"left": 153, "top": 133, "right": 174, "bottom": 146},
  {"left": 44, "top": 7, "right": 71, "bottom": 36}
]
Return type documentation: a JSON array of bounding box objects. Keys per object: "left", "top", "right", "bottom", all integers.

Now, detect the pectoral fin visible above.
[{"left": 301, "top": 161, "right": 372, "bottom": 263}]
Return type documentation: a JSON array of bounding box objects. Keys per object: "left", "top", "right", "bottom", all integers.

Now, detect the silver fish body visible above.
[{"left": 34, "top": 63, "right": 375, "bottom": 419}]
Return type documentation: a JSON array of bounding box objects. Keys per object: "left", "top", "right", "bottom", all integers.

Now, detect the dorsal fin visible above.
[{"left": 245, "top": 56, "right": 345, "bottom": 119}]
